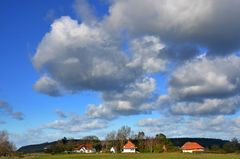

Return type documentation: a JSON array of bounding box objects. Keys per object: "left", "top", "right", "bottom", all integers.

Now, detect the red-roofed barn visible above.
[
  {"left": 122, "top": 140, "right": 136, "bottom": 153},
  {"left": 181, "top": 142, "right": 204, "bottom": 153}
]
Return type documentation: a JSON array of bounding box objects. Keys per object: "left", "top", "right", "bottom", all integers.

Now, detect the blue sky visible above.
[{"left": 1, "top": 0, "right": 240, "bottom": 148}]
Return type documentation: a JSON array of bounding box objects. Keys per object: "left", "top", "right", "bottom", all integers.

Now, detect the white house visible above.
[
  {"left": 181, "top": 142, "right": 204, "bottom": 153},
  {"left": 74, "top": 144, "right": 96, "bottom": 153},
  {"left": 110, "top": 146, "right": 116, "bottom": 153},
  {"left": 122, "top": 140, "right": 136, "bottom": 153}
]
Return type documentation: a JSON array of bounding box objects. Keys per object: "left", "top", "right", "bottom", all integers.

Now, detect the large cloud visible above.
[
  {"left": 138, "top": 115, "right": 240, "bottom": 138},
  {"left": 106, "top": 0, "right": 240, "bottom": 54},
  {"left": 158, "top": 55, "right": 240, "bottom": 115},
  {"left": 169, "top": 56, "right": 240, "bottom": 100},
  {"left": 33, "top": 0, "right": 240, "bottom": 120},
  {"left": 171, "top": 96, "right": 240, "bottom": 115},
  {"left": 33, "top": 16, "right": 167, "bottom": 96},
  {"left": 33, "top": 16, "right": 139, "bottom": 94},
  {"left": 33, "top": 0, "right": 240, "bottom": 97},
  {"left": 86, "top": 77, "right": 156, "bottom": 119}
]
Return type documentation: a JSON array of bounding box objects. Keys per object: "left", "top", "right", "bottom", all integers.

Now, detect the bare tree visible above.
[
  {"left": 116, "top": 126, "right": 131, "bottom": 150},
  {"left": 105, "top": 131, "right": 116, "bottom": 151},
  {"left": 0, "top": 131, "right": 8, "bottom": 143},
  {"left": 116, "top": 126, "right": 131, "bottom": 141},
  {"left": 106, "top": 131, "right": 116, "bottom": 141},
  {"left": 0, "top": 131, "right": 16, "bottom": 157}
]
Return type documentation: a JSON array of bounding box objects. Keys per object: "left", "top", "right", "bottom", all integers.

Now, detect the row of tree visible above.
[
  {"left": 45, "top": 126, "right": 175, "bottom": 154},
  {"left": 45, "top": 126, "right": 240, "bottom": 154},
  {"left": 103, "top": 126, "right": 175, "bottom": 153},
  {"left": 210, "top": 138, "right": 240, "bottom": 153},
  {"left": 2, "top": 126, "right": 240, "bottom": 156}
]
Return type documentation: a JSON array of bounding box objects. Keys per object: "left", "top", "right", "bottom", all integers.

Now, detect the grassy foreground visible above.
[{"left": 22, "top": 153, "right": 240, "bottom": 159}]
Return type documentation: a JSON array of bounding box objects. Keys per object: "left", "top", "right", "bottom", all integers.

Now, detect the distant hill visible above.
[
  {"left": 17, "top": 139, "right": 89, "bottom": 153},
  {"left": 17, "top": 142, "right": 47, "bottom": 153},
  {"left": 17, "top": 141, "right": 56, "bottom": 153},
  {"left": 18, "top": 138, "right": 229, "bottom": 153}
]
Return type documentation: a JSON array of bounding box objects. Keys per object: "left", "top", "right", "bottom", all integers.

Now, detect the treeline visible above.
[
  {"left": 44, "top": 136, "right": 102, "bottom": 154},
  {"left": 43, "top": 126, "right": 240, "bottom": 154},
  {"left": 210, "top": 138, "right": 240, "bottom": 153},
  {"left": 16, "top": 126, "right": 240, "bottom": 154},
  {"left": 43, "top": 126, "right": 175, "bottom": 154}
]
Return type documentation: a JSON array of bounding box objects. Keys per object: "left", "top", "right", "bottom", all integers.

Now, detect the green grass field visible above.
[{"left": 21, "top": 153, "right": 240, "bottom": 159}]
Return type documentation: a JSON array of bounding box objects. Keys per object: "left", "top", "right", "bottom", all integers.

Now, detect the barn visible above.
[{"left": 181, "top": 142, "right": 204, "bottom": 153}]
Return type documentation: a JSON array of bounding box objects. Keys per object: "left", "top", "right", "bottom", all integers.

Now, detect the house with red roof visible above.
[
  {"left": 122, "top": 140, "right": 136, "bottom": 153},
  {"left": 181, "top": 142, "right": 204, "bottom": 153},
  {"left": 73, "top": 144, "right": 96, "bottom": 153}
]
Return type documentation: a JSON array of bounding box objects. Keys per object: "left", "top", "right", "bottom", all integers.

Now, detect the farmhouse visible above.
[
  {"left": 73, "top": 144, "right": 96, "bottom": 153},
  {"left": 181, "top": 142, "right": 204, "bottom": 153},
  {"left": 110, "top": 146, "right": 116, "bottom": 153},
  {"left": 122, "top": 140, "right": 136, "bottom": 153}
]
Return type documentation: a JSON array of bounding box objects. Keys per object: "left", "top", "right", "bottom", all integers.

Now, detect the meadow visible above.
[{"left": 21, "top": 153, "right": 240, "bottom": 159}]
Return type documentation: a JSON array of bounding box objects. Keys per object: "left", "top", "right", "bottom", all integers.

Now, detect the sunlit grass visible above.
[{"left": 21, "top": 152, "right": 240, "bottom": 159}]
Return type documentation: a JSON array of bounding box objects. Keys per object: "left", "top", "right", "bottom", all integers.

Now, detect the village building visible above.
[
  {"left": 73, "top": 144, "right": 96, "bottom": 153},
  {"left": 181, "top": 142, "right": 204, "bottom": 153},
  {"left": 122, "top": 140, "right": 136, "bottom": 153},
  {"left": 110, "top": 146, "right": 116, "bottom": 153}
]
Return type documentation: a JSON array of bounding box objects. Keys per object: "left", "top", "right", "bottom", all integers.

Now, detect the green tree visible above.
[
  {"left": 154, "top": 133, "right": 175, "bottom": 152},
  {"left": 61, "top": 137, "right": 68, "bottom": 145},
  {"left": 223, "top": 138, "right": 239, "bottom": 153},
  {"left": 136, "top": 131, "right": 145, "bottom": 152}
]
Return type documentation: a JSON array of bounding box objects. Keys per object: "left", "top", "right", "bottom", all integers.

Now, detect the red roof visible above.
[
  {"left": 123, "top": 140, "right": 136, "bottom": 149},
  {"left": 181, "top": 142, "right": 204, "bottom": 150},
  {"left": 74, "top": 144, "right": 93, "bottom": 150}
]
